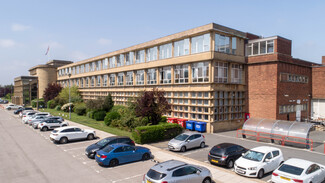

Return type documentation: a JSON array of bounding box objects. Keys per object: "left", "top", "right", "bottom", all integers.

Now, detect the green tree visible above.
[
  {"left": 57, "top": 86, "right": 82, "bottom": 104},
  {"left": 102, "top": 94, "right": 114, "bottom": 112}
]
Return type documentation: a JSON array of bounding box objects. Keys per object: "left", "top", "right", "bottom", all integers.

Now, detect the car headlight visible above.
[
  {"left": 234, "top": 162, "right": 237, "bottom": 167},
  {"left": 248, "top": 167, "right": 257, "bottom": 170}
]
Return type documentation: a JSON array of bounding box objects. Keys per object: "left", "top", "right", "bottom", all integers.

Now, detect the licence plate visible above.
[
  {"left": 236, "top": 169, "right": 245, "bottom": 174},
  {"left": 211, "top": 159, "right": 218, "bottom": 163},
  {"left": 146, "top": 180, "right": 152, "bottom": 183},
  {"left": 280, "top": 176, "right": 291, "bottom": 181},
  {"left": 97, "top": 154, "right": 100, "bottom": 157}
]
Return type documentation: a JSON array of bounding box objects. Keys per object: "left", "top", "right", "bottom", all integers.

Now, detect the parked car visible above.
[
  {"left": 27, "top": 115, "right": 48, "bottom": 125},
  {"left": 6, "top": 104, "right": 23, "bottom": 110},
  {"left": 208, "top": 143, "right": 247, "bottom": 168},
  {"left": 31, "top": 116, "right": 64, "bottom": 128},
  {"left": 272, "top": 158, "right": 325, "bottom": 183},
  {"left": 50, "top": 126, "right": 96, "bottom": 144},
  {"left": 38, "top": 119, "right": 69, "bottom": 131},
  {"left": 47, "top": 116, "right": 64, "bottom": 122},
  {"left": 85, "top": 136, "right": 135, "bottom": 159},
  {"left": 143, "top": 160, "right": 212, "bottom": 183},
  {"left": 22, "top": 112, "right": 38, "bottom": 123},
  {"left": 234, "top": 146, "right": 284, "bottom": 179},
  {"left": 0, "top": 99, "right": 8, "bottom": 104},
  {"left": 20, "top": 110, "right": 34, "bottom": 118},
  {"left": 14, "top": 107, "right": 33, "bottom": 114},
  {"left": 168, "top": 132, "right": 205, "bottom": 152},
  {"left": 95, "top": 144, "right": 151, "bottom": 167}
]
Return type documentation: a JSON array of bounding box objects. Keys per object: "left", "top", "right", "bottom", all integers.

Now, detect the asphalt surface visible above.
[
  {"left": 149, "top": 130, "right": 325, "bottom": 182},
  {"left": 0, "top": 109, "right": 155, "bottom": 183}
]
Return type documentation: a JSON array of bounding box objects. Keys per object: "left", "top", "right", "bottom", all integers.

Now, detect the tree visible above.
[
  {"left": 43, "top": 83, "right": 62, "bottom": 102},
  {"left": 135, "top": 88, "right": 170, "bottom": 125},
  {"left": 86, "top": 98, "right": 105, "bottom": 110},
  {"left": 57, "top": 86, "right": 82, "bottom": 104},
  {"left": 102, "top": 94, "right": 114, "bottom": 112}
]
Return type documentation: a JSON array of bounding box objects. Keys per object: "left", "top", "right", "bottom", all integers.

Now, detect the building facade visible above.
[{"left": 311, "top": 57, "right": 325, "bottom": 120}]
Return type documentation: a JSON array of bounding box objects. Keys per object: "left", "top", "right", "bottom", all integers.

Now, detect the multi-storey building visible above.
[{"left": 57, "top": 23, "right": 247, "bottom": 133}]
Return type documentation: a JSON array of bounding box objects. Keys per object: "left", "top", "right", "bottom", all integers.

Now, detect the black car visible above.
[
  {"left": 208, "top": 143, "right": 247, "bottom": 168},
  {"left": 85, "top": 136, "right": 135, "bottom": 159},
  {"left": 14, "top": 107, "right": 33, "bottom": 114}
]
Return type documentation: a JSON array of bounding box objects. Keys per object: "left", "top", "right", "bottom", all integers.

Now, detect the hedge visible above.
[
  {"left": 104, "top": 111, "right": 121, "bottom": 126},
  {"left": 94, "top": 110, "right": 106, "bottom": 121},
  {"left": 132, "top": 123, "right": 183, "bottom": 144},
  {"left": 74, "top": 103, "right": 87, "bottom": 116},
  {"left": 47, "top": 100, "right": 56, "bottom": 109}
]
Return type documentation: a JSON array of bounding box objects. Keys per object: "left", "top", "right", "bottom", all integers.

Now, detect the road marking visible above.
[
  {"left": 267, "top": 179, "right": 272, "bottom": 182},
  {"left": 63, "top": 146, "right": 86, "bottom": 152},
  {"left": 111, "top": 174, "right": 143, "bottom": 183},
  {"left": 183, "top": 148, "right": 209, "bottom": 156}
]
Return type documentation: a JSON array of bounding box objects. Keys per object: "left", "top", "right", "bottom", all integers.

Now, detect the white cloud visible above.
[
  {"left": 0, "top": 39, "right": 16, "bottom": 48},
  {"left": 11, "top": 23, "right": 31, "bottom": 31},
  {"left": 98, "top": 38, "right": 112, "bottom": 45}
]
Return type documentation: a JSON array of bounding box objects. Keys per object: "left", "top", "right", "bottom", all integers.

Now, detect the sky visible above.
[{"left": 0, "top": 0, "right": 325, "bottom": 85}]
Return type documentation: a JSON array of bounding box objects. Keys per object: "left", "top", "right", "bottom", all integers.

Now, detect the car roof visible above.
[
  {"left": 251, "top": 146, "right": 280, "bottom": 153},
  {"left": 109, "top": 143, "right": 132, "bottom": 148},
  {"left": 180, "top": 132, "right": 201, "bottom": 135},
  {"left": 150, "top": 160, "right": 188, "bottom": 173},
  {"left": 282, "top": 158, "right": 315, "bottom": 169},
  {"left": 56, "top": 126, "right": 79, "bottom": 131},
  {"left": 104, "top": 136, "right": 130, "bottom": 140},
  {"left": 213, "top": 143, "right": 240, "bottom": 149}
]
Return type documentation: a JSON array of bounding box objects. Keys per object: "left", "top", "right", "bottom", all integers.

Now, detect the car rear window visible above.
[
  {"left": 102, "top": 146, "right": 114, "bottom": 153},
  {"left": 278, "top": 164, "right": 304, "bottom": 176},
  {"left": 147, "top": 169, "right": 166, "bottom": 180},
  {"left": 211, "top": 146, "right": 225, "bottom": 155}
]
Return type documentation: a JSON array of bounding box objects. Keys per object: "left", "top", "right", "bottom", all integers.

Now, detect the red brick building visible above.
[{"left": 311, "top": 57, "right": 325, "bottom": 120}]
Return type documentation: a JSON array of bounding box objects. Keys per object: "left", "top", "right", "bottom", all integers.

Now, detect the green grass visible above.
[{"left": 41, "top": 108, "right": 131, "bottom": 137}]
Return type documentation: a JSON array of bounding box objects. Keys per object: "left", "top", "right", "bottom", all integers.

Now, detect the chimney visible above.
[{"left": 322, "top": 56, "right": 325, "bottom": 65}]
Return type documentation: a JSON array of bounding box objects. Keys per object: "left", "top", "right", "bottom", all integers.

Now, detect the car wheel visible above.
[
  {"left": 109, "top": 159, "right": 119, "bottom": 167},
  {"left": 202, "top": 177, "right": 211, "bottom": 183},
  {"left": 200, "top": 142, "right": 205, "bottom": 148},
  {"left": 88, "top": 152, "right": 95, "bottom": 159},
  {"left": 41, "top": 126, "right": 48, "bottom": 131},
  {"left": 62, "top": 125, "right": 67, "bottom": 127},
  {"left": 142, "top": 153, "right": 150, "bottom": 160},
  {"left": 7, "top": 108, "right": 11, "bottom": 110},
  {"left": 257, "top": 169, "right": 264, "bottom": 179},
  {"left": 226, "top": 159, "right": 234, "bottom": 168},
  {"left": 59, "top": 137, "right": 68, "bottom": 144},
  {"left": 180, "top": 146, "right": 186, "bottom": 152},
  {"left": 87, "top": 134, "right": 94, "bottom": 140}
]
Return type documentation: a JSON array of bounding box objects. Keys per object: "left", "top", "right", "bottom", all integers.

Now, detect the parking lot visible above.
[{"left": 0, "top": 109, "right": 155, "bottom": 183}]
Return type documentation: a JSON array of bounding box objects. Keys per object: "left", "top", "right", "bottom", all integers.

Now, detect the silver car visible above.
[
  {"left": 143, "top": 160, "right": 212, "bottom": 183},
  {"left": 168, "top": 132, "right": 205, "bottom": 152},
  {"left": 27, "top": 116, "right": 48, "bottom": 125}
]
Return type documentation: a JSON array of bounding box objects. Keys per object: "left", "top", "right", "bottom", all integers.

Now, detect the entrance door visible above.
[{"left": 296, "top": 105, "right": 301, "bottom": 121}]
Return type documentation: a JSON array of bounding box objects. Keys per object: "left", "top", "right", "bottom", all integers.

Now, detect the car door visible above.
[
  {"left": 235, "top": 145, "right": 245, "bottom": 160},
  {"left": 263, "top": 152, "right": 274, "bottom": 173},
  {"left": 52, "top": 120, "right": 61, "bottom": 128},
  {"left": 193, "top": 134, "right": 202, "bottom": 148},
  {"left": 306, "top": 164, "right": 323, "bottom": 183},
  {"left": 172, "top": 166, "right": 202, "bottom": 183},
  {"left": 186, "top": 135, "right": 196, "bottom": 149},
  {"left": 113, "top": 147, "right": 125, "bottom": 163},
  {"left": 73, "top": 128, "right": 85, "bottom": 139},
  {"left": 271, "top": 150, "right": 281, "bottom": 168}
]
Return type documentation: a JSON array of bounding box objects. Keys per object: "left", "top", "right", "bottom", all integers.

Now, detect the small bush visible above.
[
  {"left": 74, "top": 103, "right": 86, "bottom": 115},
  {"left": 47, "top": 100, "right": 56, "bottom": 109},
  {"left": 61, "top": 103, "right": 74, "bottom": 112},
  {"left": 104, "top": 111, "right": 121, "bottom": 126},
  {"left": 87, "top": 110, "right": 95, "bottom": 119},
  {"left": 159, "top": 116, "right": 167, "bottom": 123},
  {"left": 94, "top": 110, "right": 106, "bottom": 121},
  {"left": 55, "top": 105, "right": 62, "bottom": 111},
  {"left": 132, "top": 123, "right": 183, "bottom": 144},
  {"left": 31, "top": 100, "right": 45, "bottom": 108}
]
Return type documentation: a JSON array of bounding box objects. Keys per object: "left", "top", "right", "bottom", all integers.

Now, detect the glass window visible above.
[
  {"left": 117, "top": 73, "right": 124, "bottom": 86},
  {"left": 231, "top": 64, "right": 242, "bottom": 84},
  {"left": 192, "top": 62, "right": 209, "bottom": 83},
  {"left": 215, "top": 62, "right": 228, "bottom": 83},
  {"left": 191, "top": 33, "right": 210, "bottom": 54},
  {"left": 267, "top": 40, "right": 274, "bottom": 53},
  {"left": 260, "top": 41, "right": 266, "bottom": 54},
  {"left": 117, "top": 54, "right": 124, "bottom": 67},
  {"left": 96, "top": 60, "right": 102, "bottom": 71},
  {"left": 147, "top": 68, "right": 157, "bottom": 84},
  {"left": 159, "top": 43, "right": 172, "bottom": 59},
  {"left": 91, "top": 76, "right": 95, "bottom": 87},
  {"left": 126, "top": 71, "right": 133, "bottom": 85},
  {"left": 80, "top": 65, "right": 84, "bottom": 73},
  {"left": 103, "top": 75, "right": 108, "bottom": 87},
  {"left": 136, "top": 70, "right": 144, "bottom": 85},
  {"left": 160, "top": 66, "right": 171, "bottom": 84},
  {"left": 81, "top": 78, "right": 84, "bottom": 87},
  {"left": 109, "top": 57, "right": 116, "bottom": 68},
  {"left": 90, "top": 62, "right": 95, "bottom": 72},
  {"left": 97, "top": 76, "right": 101, "bottom": 87},
  {"left": 146, "top": 46, "right": 157, "bottom": 62},
  {"left": 125, "top": 52, "right": 134, "bottom": 65},
  {"left": 174, "top": 64, "right": 189, "bottom": 83},
  {"left": 103, "top": 58, "right": 108, "bottom": 69},
  {"left": 109, "top": 74, "right": 115, "bottom": 86},
  {"left": 215, "top": 33, "right": 230, "bottom": 53},
  {"left": 174, "top": 38, "right": 189, "bottom": 57},
  {"left": 232, "top": 37, "right": 237, "bottom": 54},
  {"left": 135, "top": 50, "right": 145, "bottom": 64},
  {"left": 85, "top": 64, "right": 89, "bottom": 72}
]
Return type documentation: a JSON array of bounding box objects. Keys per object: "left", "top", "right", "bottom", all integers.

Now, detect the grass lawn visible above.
[{"left": 41, "top": 108, "right": 131, "bottom": 137}]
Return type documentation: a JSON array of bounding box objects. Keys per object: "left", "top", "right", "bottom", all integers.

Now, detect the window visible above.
[
  {"left": 246, "top": 39, "right": 274, "bottom": 56},
  {"left": 174, "top": 64, "right": 189, "bottom": 83},
  {"left": 215, "top": 62, "right": 228, "bottom": 83},
  {"left": 231, "top": 64, "right": 242, "bottom": 84},
  {"left": 126, "top": 71, "right": 133, "bottom": 85},
  {"left": 215, "top": 33, "right": 230, "bottom": 53},
  {"left": 174, "top": 38, "right": 189, "bottom": 57},
  {"left": 80, "top": 65, "right": 84, "bottom": 73},
  {"left": 96, "top": 60, "right": 102, "bottom": 71},
  {"left": 125, "top": 52, "right": 134, "bottom": 65},
  {"left": 159, "top": 43, "right": 172, "bottom": 59},
  {"left": 136, "top": 70, "right": 144, "bottom": 85},
  {"left": 135, "top": 50, "right": 145, "bottom": 64},
  {"left": 97, "top": 76, "right": 101, "bottom": 87},
  {"left": 109, "top": 57, "right": 116, "bottom": 68},
  {"left": 81, "top": 78, "right": 84, "bottom": 87},
  {"left": 72, "top": 67, "right": 75, "bottom": 75},
  {"left": 272, "top": 151, "right": 279, "bottom": 157},
  {"left": 91, "top": 76, "right": 95, "bottom": 87},
  {"left": 160, "top": 67, "right": 171, "bottom": 84},
  {"left": 90, "top": 62, "right": 95, "bottom": 72},
  {"left": 147, "top": 69, "right": 157, "bottom": 84},
  {"left": 191, "top": 33, "right": 210, "bottom": 54},
  {"left": 103, "top": 58, "right": 108, "bottom": 69},
  {"left": 76, "top": 66, "right": 80, "bottom": 74},
  {"left": 117, "top": 54, "right": 124, "bottom": 67},
  {"left": 103, "top": 75, "right": 108, "bottom": 87},
  {"left": 85, "top": 64, "right": 89, "bottom": 72},
  {"left": 109, "top": 74, "right": 115, "bottom": 86},
  {"left": 146, "top": 46, "right": 157, "bottom": 62},
  {"left": 192, "top": 62, "right": 209, "bottom": 82},
  {"left": 117, "top": 73, "right": 124, "bottom": 86},
  {"left": 232, "top": 37, "right": 237, "bottom": 54}
]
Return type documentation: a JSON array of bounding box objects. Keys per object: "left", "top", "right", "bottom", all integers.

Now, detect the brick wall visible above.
[
  {"left": 275, "top": 37, "right": 292, "bottom": 56},
  {"left": 312, "top": 66, "right": 325, "bottom": 99}
]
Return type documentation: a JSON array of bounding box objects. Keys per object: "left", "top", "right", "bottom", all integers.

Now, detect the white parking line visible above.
[
  {"left": 111, "top": 174, "right": 143, "bottom": 183},
  {"left": 183, "top": 148, "right": 209, "bottom": 156},
  {"left": 266, "top": 179, "right": 272, "bottom": 182},
  {"left": 63, "top": 146, "right": 87, "bottom": 152}
]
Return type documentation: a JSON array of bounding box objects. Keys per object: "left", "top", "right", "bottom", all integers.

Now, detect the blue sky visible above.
[{"left": 1, "top": 0, "right": 324, "bottom": 85}]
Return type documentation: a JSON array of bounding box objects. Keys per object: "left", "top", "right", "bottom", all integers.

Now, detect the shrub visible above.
[
  {"left": 31, "top": 99, "right": 45, "bottom": 108},
  {"left": 47, "top": 100, "right": 56, "bottom": 109},
  {"left": 132, "top": 123, "right": 183, "bottom": 144},
  {"left": 159, "top": 116, "right": 167, "bottom": 123},
  {"left": 74, "top": 103, "right": 87, "bottom": 116},
  {"left": 61, "top": 103, "right": 74, "bottom": 112},
  {"left": 94, "top": 110, "right": 106, "bottom": 121},
  {"left": 87, "top": 110, "right": 95, "bottom": 119},
  {"left": 104, "top": 111, "right": 121, "bottom": 126},
  {"left": 55, "top": 105, "right": 62, "bottom": 111}
]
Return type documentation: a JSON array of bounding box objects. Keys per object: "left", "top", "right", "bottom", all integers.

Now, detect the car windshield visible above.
[
  {"left": 278, "top": 164, "right": 304, "bottom": 176},
  {"left": 102, "top": 146, "right": 114, "bottom": 153},
  {"left": 242, "top": 150, "right": 265, "bottom": 162},
  {"left": 146, "top": 169, "right": 166, "bottom": 180},
  {"left": 96, "top": 138, "right": 111, "bottom": 147},
  {"left": 174, "top": 134, "right": 189, "bottom": 141},
  {"left": 52, "top": 130, "right": 58, "bottom": 133}
]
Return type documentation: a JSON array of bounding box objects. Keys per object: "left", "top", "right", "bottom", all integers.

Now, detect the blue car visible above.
[{"left": 95, "top": 144, "right": 151, "bottom": 167}]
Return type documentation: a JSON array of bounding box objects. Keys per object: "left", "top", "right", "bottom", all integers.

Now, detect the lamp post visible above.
[
  {"left": 36, "top": 79, "right": 39, "bottom": 110},
  {"left": 29, "top": 79, "right": 32, "bottom": 106},
  {"left": 68, "top": 73, "right": 71, "bottom": 119}
]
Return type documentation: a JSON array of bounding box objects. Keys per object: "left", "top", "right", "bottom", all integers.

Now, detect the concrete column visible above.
[
  {"left": 188, "top": 64, "right": 192, "bottom": 83},
  {"left": 209, "top": 61, "right": 213, "bottom": 83},
  {"left": 133, "top": 71, "right": 136, "bottom": 85},
  {"left": 228, "top": 63, "right": 232, "bottom": 83},
  {"left": 144, "top": 70, "right": 147, "bottom": 86},
  {"left": 171, "top": 66, "right": 174, "bottom": 84},
  {"left": 156, "top": 69, "right": 160, "bottom": 85},
  {"left": 211, "top": 32, "right": 215, "bottom": 52}
]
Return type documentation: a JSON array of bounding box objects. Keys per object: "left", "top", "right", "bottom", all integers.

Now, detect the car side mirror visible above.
[
  {"left": 242, "top": 153, "right": 245, "bottom": 156},
  {"left": 196, "top": 170, "right": 200, "bottom": 175},
  {"left": 265, "top": 159, "right": 270, "bottom": 162},
  {"left": 186, "top": 139, "right": 190, "bottom": 142}
]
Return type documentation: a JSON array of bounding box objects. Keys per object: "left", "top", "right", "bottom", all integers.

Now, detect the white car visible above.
[
  {"left": 234, "top": 146, "right": 284, "bottom": 179},
  {"left": 272, "top": 158, "right": 325, "bottom": 183},
  {"left": 38, "top": 119, "right": 69, "bottom": 131},
  {"left": 50, "top": 126, "right": 96, "bottom": 144},
  {"left": 22, "top": 112, "right": 38, "bottom": 123},
  {"left": 6, "top": 104, "right": 23, "bottom": 110}
]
